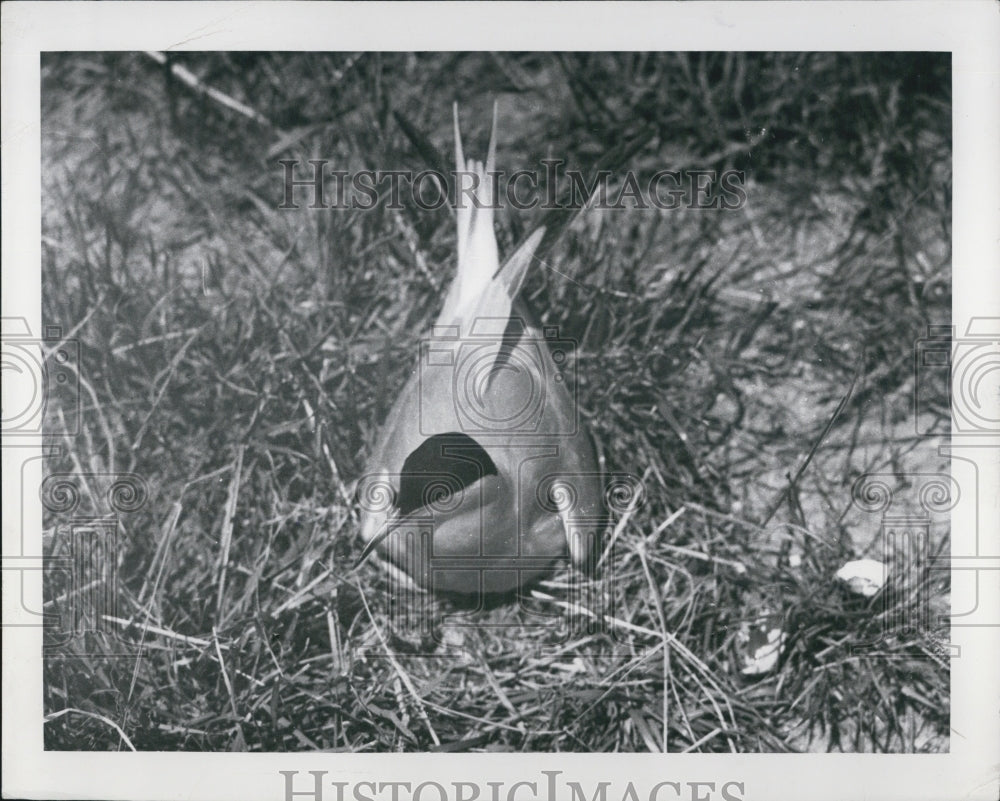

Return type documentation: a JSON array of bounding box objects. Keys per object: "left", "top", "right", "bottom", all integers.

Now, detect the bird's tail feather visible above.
[
  {"left": 442, "top": 103, "right": 500, "bottom": 324},
  {"left": 441, "top": 106, "right": 655, "bottom": 329}
]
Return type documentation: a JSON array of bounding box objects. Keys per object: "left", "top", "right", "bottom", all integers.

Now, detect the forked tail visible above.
[{"left": 438, "top": 104, "right": 545, "bottom": 328}]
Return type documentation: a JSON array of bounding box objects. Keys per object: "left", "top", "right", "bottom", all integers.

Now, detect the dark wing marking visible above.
[
  {"left": 354, "top": 432, "right": 499, "bottom": 567},
  {"left": 396, "top": 432, "right": 498, "bottom": 516}
]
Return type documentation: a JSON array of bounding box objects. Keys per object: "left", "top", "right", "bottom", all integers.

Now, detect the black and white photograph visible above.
[{"left": 3, "top": 3, "right": 998, "bottom": 800}]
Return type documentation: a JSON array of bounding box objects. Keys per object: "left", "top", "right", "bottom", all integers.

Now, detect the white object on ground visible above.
[{"left": 836, "top": 558, "right": 887, "bottom": 597}]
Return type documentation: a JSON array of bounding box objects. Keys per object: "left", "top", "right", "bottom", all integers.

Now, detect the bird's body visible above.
[{"left": 358, "top": 106, "right": 602, "bottom": 595}]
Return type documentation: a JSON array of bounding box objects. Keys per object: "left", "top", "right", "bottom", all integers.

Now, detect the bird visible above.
[{"left": 357, "top": 104, "right": 651, "bottom": 596}]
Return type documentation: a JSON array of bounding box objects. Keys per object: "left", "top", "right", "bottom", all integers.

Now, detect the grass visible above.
[{"left": 40, "top": 52, "right": 950, "bottom": 752}]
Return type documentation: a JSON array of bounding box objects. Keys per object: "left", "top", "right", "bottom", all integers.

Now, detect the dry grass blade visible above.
[
  {"left": 45, "top": 709, "right": 137, "bottom": 752},
  {"left": 216, "top": 445, "right": 247, "bottom": 618},
  {"left": 144, "top": 51, "right": 273, "bottom": 127}
]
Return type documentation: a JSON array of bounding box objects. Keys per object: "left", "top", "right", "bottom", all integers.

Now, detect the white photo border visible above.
[{"left": 2, "top": 2, "right": 998, "bottom": 800}]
